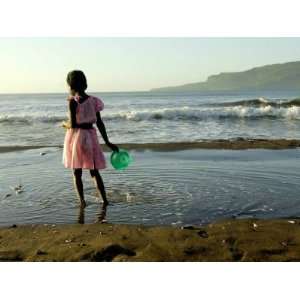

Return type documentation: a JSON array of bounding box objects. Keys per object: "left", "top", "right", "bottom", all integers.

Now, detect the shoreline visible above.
[
  {"left": 1, "top": 139, "right": 300, "bottom": 153},
  {"left": 1, "top": 218, "right": 300, "bottom": 261}
]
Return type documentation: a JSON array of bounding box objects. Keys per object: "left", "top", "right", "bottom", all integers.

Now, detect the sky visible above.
[{"left": 1, "top": 37, "right": 300, "bottom": 93}]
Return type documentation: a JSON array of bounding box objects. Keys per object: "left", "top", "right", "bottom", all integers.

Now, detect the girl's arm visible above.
[{"left": 96, "top": 112, "right": 119, "bottom": 152}]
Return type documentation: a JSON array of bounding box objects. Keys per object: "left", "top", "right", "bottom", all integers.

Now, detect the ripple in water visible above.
[{"left": 1, "top": 148, "right": 300, "bottom": 226}]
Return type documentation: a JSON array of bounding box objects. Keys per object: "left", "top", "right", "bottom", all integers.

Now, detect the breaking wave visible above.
[
  {"left": 103, "top": 104, "right": 300, "bottom": 121},
  {"left": 1, "top": 97, "right": 300, "bottom": 124},
  {"left": 212, "top": 97, "right": 300, "bottom": 108}
]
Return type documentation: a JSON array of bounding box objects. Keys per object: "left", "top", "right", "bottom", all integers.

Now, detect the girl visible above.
[{"left": 62, "top": 70, "right": 119, "bottom": 208}]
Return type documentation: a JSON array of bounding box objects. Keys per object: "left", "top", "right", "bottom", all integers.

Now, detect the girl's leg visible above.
[
  {"left": 73, "top": 168, "right": 86, "bottom": 208},
  {"left": 90, "top": 169, "right": 108, "bottom": 205}
]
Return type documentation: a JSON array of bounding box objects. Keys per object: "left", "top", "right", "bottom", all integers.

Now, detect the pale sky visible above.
[{"left": 1, "top": 37, "right": 300, "bottom": 93}]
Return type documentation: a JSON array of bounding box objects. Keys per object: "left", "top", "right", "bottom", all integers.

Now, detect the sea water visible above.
[
  {"left": 1, "top": 91, "right": 300, "bottom": 225},
  {"left": 1, "top": 147, "right": 300, "bottom": 226},
  {"left": 1, "top": 90, "right": 300, "bottom": 147}
]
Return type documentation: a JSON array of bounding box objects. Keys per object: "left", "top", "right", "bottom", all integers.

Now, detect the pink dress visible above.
[{"left": 62, "top": 95, "right": 106, "bottom": 170}]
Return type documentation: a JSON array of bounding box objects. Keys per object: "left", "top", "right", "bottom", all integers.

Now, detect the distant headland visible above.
[{"left": 150, "top": 61, "right": 300, "bottom": 92}]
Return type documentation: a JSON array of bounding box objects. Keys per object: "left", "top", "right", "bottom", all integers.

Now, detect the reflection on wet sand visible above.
[
  {"left": 96, "top": 202, "right": 108, "bottom": 223},
  {"left": 77, "top": 202, "right": 108, "bottom": 224},
  {"left": 78, "top": 207, "right": 85, "bottom": 224}
]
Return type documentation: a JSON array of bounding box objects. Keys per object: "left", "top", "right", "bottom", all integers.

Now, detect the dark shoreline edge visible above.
[
  {"left": 1, "top": 218, "right": 300, "bottom": 261},
  {"left": 1, "top": 139, "right": 300, "bottom": 153}
]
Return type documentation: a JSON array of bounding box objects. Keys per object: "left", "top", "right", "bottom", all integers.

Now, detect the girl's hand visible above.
[
  {"left": 107, "top": 142, "right": 119, "bottom": 152},
  {"left": 67, "top": 95, "right": 74, "bottom": 101},
  {"left": 62, "top": 121, "right": 71, "bottom": 129},
  {"left": 67, "top": 93, "right": 81, "bottom": 102}
]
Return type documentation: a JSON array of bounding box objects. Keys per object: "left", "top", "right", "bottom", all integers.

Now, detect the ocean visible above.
[
  {"left": 1, "top": 90, "right": 300, "bottom": 226},
  {"left": 1, "top": 90, "right": 300, "bottom": 147}
]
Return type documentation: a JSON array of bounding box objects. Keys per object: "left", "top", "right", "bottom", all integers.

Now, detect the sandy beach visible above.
[
  {"left": 1, "top": 139, "right": 299, "bottom": 261},
  {"left": 0, "top": 218, "right": 299, "bottom": 261}
]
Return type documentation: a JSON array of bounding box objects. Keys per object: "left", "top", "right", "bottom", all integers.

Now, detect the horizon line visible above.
[
  {"left": 0, "top": 90, "right": 150, "bottom": 95},
  {"left": 2, "top": 59, "right": 300, "bottom": 95}
]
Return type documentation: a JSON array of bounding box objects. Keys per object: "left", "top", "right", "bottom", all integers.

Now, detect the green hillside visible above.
[{"left": 151, "top": 61, "right": 300, "bottom": 92}]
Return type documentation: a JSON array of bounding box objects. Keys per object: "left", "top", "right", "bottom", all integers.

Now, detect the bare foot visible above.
[{"left": 80, "top": 200, "right": 87, "bottom": 208}]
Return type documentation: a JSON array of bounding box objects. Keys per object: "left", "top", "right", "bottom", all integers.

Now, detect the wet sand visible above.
[
  {"left": 1, "top": 139, "right": 300, "bottom": 153},
  {"left": 118, "top": 139, "right": 300, "bottom": 151},
  {"left": 1, "top": 218, "right": 300, "bottom": 261}
]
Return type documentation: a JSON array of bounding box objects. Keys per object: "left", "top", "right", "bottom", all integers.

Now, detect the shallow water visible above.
[{"left": 1, "top": 148, "right": 300, "bottom": 226}]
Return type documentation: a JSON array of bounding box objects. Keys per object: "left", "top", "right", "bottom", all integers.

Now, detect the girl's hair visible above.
[{"left": 66, "top": 70, "right": 88, "bottom": 92}]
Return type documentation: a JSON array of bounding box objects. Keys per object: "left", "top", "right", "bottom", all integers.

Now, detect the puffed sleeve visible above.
[{"left": 95, "top": 97, "right": 104, "bottom": 112}]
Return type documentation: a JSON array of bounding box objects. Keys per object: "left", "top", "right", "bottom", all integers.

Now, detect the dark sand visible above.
[
  {"left": 112, "top": 139, "right": 300, "bottom": 151},
  {"left": 1, "top": 219, "right": 300, "bottom": 261},
  {"left": 1, "top": 139, "right": 300, "bottom": 153}
]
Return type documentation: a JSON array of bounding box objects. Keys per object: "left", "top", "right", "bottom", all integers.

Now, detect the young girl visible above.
[{"left": 62, "top": 70, "right": 119, "bottom": 208}]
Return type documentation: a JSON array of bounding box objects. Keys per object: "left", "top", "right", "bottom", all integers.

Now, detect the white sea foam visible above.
[
  {"left": 103, "top": 105, "right": 300, "bottom": 121},
  {"left": 1, "top": 104, "right": 300, "bottom": 124}
]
